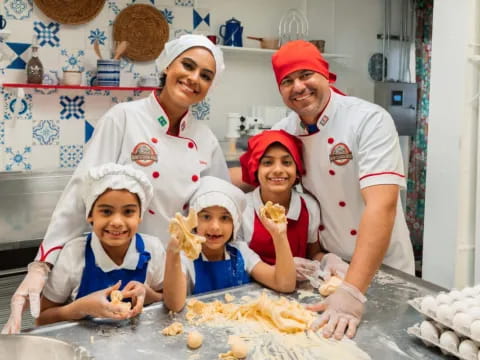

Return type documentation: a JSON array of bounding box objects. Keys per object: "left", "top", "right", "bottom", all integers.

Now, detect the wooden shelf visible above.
[
  {"left": 2, "top": 83, "right": 157, "bottom": 91},
  {"left": 219, "top": 45, "right": 349, "bottom": 59}
]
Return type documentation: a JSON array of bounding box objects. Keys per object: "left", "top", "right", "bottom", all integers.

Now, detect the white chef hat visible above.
[
  {"left": 82, "top": 163, "right": 154, "bottom": 219},
  {"left": 190, "top": 176, "right": 246, "bottom": 239},
  {"left": 156, "top": 34, "right": 225, "bottom": 87}
]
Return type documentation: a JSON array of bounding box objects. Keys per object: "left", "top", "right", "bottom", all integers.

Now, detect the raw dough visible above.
[
  {"left": 185, "top": 292, "right": 314, "bottom": 333},
  {"left": 260, "top": 201, "right": 287, "bottom": 224},
  {"left": 168, "top": 208, "right": 206, "bottom": 260},
  {"left": 162, "top": 322, "right": 184, "bottom": 336},
  {"left": 319, "top": 276, "right": 342, "bottom": 296},
  {"left": 187, "top": 331, "right": 203, "bottom": 349},
  {"left": 229, "top": 335, "right": 248, "bottom": 359},
  {"left": 420, "top": 295, "right": 437, "bottom": 315},
  {"left": 110, "top": 290, "right": 131, "bottom": 313},
  {"left": 436, "top": 293, "right": 451, "bottom": 305},
  {"left": 436, "top": 304, "right": 455, "bottom": 323},
  {"left": 470, "top": 320, "right": 480, "bottom": 339},
  {"left": 453, "top": 312, "right": 473, "bottom": 331},
  {"left": 419, "top": 320, "right": 439, "bottom": 345},
  {"left": 225, "top": 293, "right": 236, "bottom": 302},
  {"left": 439, "top": 330, "right": 459, "bottom": 353},
  {"left": 459, "top": 339, "right": 478, "bottom": 359}
]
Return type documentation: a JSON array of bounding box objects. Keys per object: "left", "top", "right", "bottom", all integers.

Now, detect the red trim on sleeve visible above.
[
  {"left": 359, "top": 171, "right": 405, "bottom": 181},
  {"left": 39, "top": 245, "right": 63, "bottom": 262}
]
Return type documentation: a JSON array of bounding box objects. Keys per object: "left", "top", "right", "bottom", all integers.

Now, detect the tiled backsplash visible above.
[{"left": 0, "top": 0, "right": 213, "bottom": 172}]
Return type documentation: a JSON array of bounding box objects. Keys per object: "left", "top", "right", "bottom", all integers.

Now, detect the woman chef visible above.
[{"left": 2, "top": 34, "right": 228, "bottom": 334}]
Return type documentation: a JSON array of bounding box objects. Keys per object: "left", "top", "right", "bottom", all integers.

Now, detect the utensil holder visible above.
[{"left": 96, "top": 59, "right": 120, "bottom": 87}]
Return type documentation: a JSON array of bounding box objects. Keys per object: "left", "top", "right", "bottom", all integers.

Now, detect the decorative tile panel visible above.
[
  {"left": 4, "top": 0, "right": 33, "bottom": 20},
  {"left": 34, "top": 21, "right": 60, "bottom": 48},
  {"left": 60, "top": 96, "right": 85, "bottom": 120},
  {"left": 193, "top": 8, "right": 210, "bottom": 32},
  {"left": 60, "top": 144, "right": 83, "bottom": 168},
  {"left": 160, "top": 8, "right": 174, "bottom": 24},
  {"left": 3, "top": 92, "right": 32, "bottom": 120},
  {"left": 191, "top": 97, "right": 210, "bottom": 121},
  {"left": 175, "top": 0, "right": 194, "bottom": 7},
  {"left": 0, "top": 120, "right": 4, "bottom": 145},
  {"left": 173, "top": 28, "right": 192, "bottom": 39},
  {"left": 88, "top": 28, "right": 107, "bottom": 45},
  {"left": 32, "top": 120, "right": 60, "bottom": 145},
  {"left": 5, "top": 146, "right": 31, "bottom": 171},
  {"left": 61, "top": 49, "right": 85, "bottom": 72},
  {"left": 5, "top": 42, "right": 30, "bottom": 70}
]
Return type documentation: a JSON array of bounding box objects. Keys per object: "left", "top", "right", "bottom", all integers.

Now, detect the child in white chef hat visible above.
[
  {"left": 37, "top": 163, "right": 185, "bottom": 325},
  {"left": 183, "top": 176, "right": 296, "bottom": 295}
]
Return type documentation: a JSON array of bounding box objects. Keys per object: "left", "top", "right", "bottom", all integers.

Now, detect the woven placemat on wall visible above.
[
  {"left": 113, "top": 4, "right": 169, "bottom": 62},
  {"left": 34, "top": 0, "right": 106, "bottom": 25}
]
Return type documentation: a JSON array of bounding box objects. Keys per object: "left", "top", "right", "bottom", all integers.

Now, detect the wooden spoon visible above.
[
  {"left": 93, "top": 40, "right": 102, "bottom": 59},
  {"left": 113, "top": 41, "right": 128, "bottom": 60}
]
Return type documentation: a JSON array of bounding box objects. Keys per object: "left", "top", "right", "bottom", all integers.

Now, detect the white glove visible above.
[
  {"left": 319, "top": 253, "right": 349, "bottom": 280},
  {"left": 1, "top": 261, "right": 50, "bottom": 334},
  {"left": 293, "top": 257, "right": 320, "bottom": 281}
]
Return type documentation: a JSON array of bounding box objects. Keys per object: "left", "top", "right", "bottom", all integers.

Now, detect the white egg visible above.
[
  {"left": 468, "top": 307, "right": 480, "bottom": 320},
  {"left": 459, "top": 339, "right": 479, "bottom": 359},
  {"left": 471, "top": 320, "right": 480, "bottom": 340},
  {"left": 462, "top": 287, "right": 477, "bottom": 298},
  {"left": 449, "top": 290, "right": 464, "bottom": 301},
  {"left": 473, "top": 284, "right": 480, "bottom": 294},
  {"left": 421, "top": 296, "right": 437, "bottom": 315},
  {"left": 439, "top": 330, "right": 460, "bottom": 353},
  {"left": 420, "top": 320, "right": 440, "bottom": 345},
  {"left": 453, "top": 312, "right": 473, "bottom": 331},
  {"left": 436, "top": 304, "right": 456, "bottom": 323},
  {"left": 451, "top": 300, "right": 469, "bottom": 314},
  {"left": 436, "top": 293, "right": 452, "bottom": 305}
]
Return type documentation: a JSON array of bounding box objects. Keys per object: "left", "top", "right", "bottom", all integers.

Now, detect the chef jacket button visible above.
[
  {"left": 148, "top": 209, "right": 155, "bottom": 215},
  {"left": 329, "top": 169, "right": 335, "bottom": 176},
  {"left": 339, "top": 201, "right": 346, "bottom": 207},
  {"left": 192, "top": 174, "right": 199, "bottom": 182},
  {"left": 188, "top": 142, "right": 194, "bottom": 149},
  {"left": 328, "top": 137, "right": 334, "bottom": 144},
  {"left": 350, "top": 229, "right": 357, "bottom": 236},
  {"left": 151, "top": 137, "right": 158, "bottom": 143},
  {"left": 152, "top": 171, "right": 160, "bottom": 179},
  {"left": 319, "top": 225, "right": 325, "bottom": 231}
]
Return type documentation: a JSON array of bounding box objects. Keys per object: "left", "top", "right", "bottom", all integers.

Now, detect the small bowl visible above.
[
  {"left": 309, "top": 40, "right": 325, "bottom": 53},
  {"left": 62, "top": 70, "right": 82, "bottom": 86}
]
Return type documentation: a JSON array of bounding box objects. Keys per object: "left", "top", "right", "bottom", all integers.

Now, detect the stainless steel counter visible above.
[{"left": 27, "top": 266, "right": 447, "bottom": 359}]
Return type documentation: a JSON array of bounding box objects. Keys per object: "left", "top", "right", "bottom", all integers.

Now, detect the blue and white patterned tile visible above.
[
  {"left": 159, "top": 7, "right": 174, "bottom": 25},
  {"left": 3, "top": 91, "right": 32, "bottom": 120},
  {"left": 59, "top": 95, "right": 85, "bottom": 120},
  {"left": 88, "top": 28, "right": 107, "bottom": 46},
  {"left": 29, "top": 144, "right": 59, "bottom": 170},
  {"left": 32, "top": 120, "right": 60, "bottom": 145},
  {"left": 193, "top": 8, "right": 210, "bottom": 32},
  {"left": 4, "top": 0, "right": 33, "bottom": 20},
  {"left": 59, "top": 117, "right": 84, "bottom": 145},
  {"left": 5, "top": 41, "right": 30, "bottom": 70},
  {"left": 175, "top": 0, "right": 193, "bottom": 7},
  {"left": 61, "top": 49, "right": 85, "bottom": 72},
  {"left": 0, "top": 120, "right": 4, "bottom": 145},
  {"left": 191, "top": 97, "right": 210, "bottom": 121},
  {"left": 59, "top": 144, "right": 83, "bottom": 168},
  {"left": 31, "top": 93, "right": 61, "bottom": 120},
  {"left": 173, "top": 28, "right": 192, "bottom": 39},
  {"left": 33, "top": 21, "right": 60, "bottom": 48},
  {"left": 85, "top": 120, "right": 94, "bottom": 143},
  {"left": 4, "top": 146, "right": 31, "bottom": 171}
]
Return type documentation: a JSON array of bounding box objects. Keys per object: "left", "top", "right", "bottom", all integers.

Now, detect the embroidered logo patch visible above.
[
  {"left": 131, "top": 142, "right": 158, "bottom": 166},
  {"left": 320, "top": 115, "right": 329, "bottom": 126},
  {"left": 157, "top": 116, "right": 167, "bottom": 127},
  {"left": 329, "top": 143, "right": 353, "bottom": 165}
]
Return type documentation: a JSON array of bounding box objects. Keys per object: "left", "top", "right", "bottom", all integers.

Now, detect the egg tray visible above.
[
  {"left": 408, "top": 297, "right": 480, "bottom": 343},
  {"left": 407, "top": 324, "right": 472, "bottom": 360}
]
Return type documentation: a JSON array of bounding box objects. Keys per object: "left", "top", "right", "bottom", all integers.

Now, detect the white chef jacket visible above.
[
  {"left": 43, "top": 232, "right": 165, "bottom": 304},
  {"left": 36, "top": 91, "right": 229, "bottom": 264},
  {"left": 239, "top": 187, "right": 320, "bottom": 246},
  {"left": 273, "top": 89, "right": 415, "bottom": 274}
]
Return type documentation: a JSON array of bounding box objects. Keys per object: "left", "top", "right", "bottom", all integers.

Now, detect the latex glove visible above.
[
  {"left": 121, "top": 281, "right": 146, "bottom": 317},
  {"left": 74, "top": 281, "right": 130, "bottom": 320},
  {"left": 293, "top": 257, "right": 321, "bottom": 281},
  {"left": 319, "top": 253, "right": 349, "bottom": 280},
  {"left": 308, "top": 282, "right": 366, "bottom": 339},
  {"left": 2, "top": 261, "right": 50, "bottom": 334}
]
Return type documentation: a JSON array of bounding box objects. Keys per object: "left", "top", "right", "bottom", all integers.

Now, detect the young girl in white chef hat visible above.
[
  {"left": 36, "top": 163, "right": 185, "bottom": 326},
  {"left": 183, "top": 176, "right": 296, "bottom": 295},
  {"left": 4, "top": 35, "right": 229, "bottom": 333}
]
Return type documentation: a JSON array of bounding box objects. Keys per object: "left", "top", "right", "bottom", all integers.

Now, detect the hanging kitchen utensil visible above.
[
  {"left": 33, "top": 0, "right": 105, "bottom": 25},
  {"left": 278, "top": 8, "right": 309, "bottom": 46},
  {"left": 93, "top": 40, "right": 103, "bottom": 59},
  {"left": 246, "top": 36, "right": 279, "bottom": 50},
  {"left": 113, "top": 40, "right": 128, "bottom": 60},
  {"left": 113, "top": 4, "right": 169, "bottom": 62}
]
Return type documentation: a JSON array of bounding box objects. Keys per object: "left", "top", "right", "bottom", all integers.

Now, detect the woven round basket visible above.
[
  {"left": 113, "top": 4, "right": 169, "bottom": 62},
  {"left": 33, "top": 0, "right": 105, "bottom": 25}
]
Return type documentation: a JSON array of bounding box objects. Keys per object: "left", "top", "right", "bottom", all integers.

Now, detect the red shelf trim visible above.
[{"left": 2, "top": 83, "right": 158, "bottom": 91}]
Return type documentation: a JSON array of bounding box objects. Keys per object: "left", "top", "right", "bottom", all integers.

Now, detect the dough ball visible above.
[
  {"left": 436, "top": 293, "right": 452, "bottom": 305},
  {"left": 319, "top": 276, "right": 342, "bottom": 296},
  {"left": 449, "top": 290, "right": 464, "bottom": 301},
  {"left": 420, "top": 320, "right": 440, "bottom": 345},
  {"left": 459, "top": 339, "right": 479, "bottom": 359},
  {"left": 436, "top": 304, "right": 455, "bottom": 323},
  {"left": 187, "top": 331, "right": 203, "bottom": 349},
  {"left": 228, "top": 335, "right": 248, "bottom": 359},
  {"left": 468, "top": 307, "right": 480, "bottom": 320},
  {"left": 110, "top": 290, "right": 123, "bottom": 304},
  {"left": 453, "top": 312, "right": 473, "bottom": 330},
  {"left": 471, "top": 320, "right": 480, "bottom": 339},
  {"left": 420, "top": 296, "right": 437, "bottom": 315},
  {"left": 439, "top": 330, "right": 459, "bottom": 353},
  {"left": 462, "top": 287, "right": 476, "bottom": 298}
]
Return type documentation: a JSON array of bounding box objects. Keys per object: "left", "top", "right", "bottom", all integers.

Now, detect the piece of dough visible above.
[
  {"left": 162, "top": 322, "right": 184, "bottom": 336},
  {"left": 187, "top": 331, "right": 203, "bottom": 349},
  {"left": 319, "top": 276, "right": 342, "bottom": 296},
  {"left": 228, "top": 335, "right": 248, "bottom": 359},
  {"left": 110, "top": 290, "right": 131, "bottom": 313},
  {"left": 168, "top": 208, "right": 206, "bottom": 260},
  {"left": 260, "top": 201, "right": 287, "bottom": 224},
  {"left": 225, "top": 293, "right": 236, "bottom": 302}
]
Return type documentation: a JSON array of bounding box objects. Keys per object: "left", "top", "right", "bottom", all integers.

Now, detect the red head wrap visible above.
[
  {"left": 271, "top": 40, "right": 344, "bottom": 95},
  {"left": 239, "top": 130, "right": 305, "bottom": 187}
]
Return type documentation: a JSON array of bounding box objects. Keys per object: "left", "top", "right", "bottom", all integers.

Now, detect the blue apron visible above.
[
  {"left": 76, "top": 233, "right": 151, "bottom": 300},
  {"left": 193, "top": 244, "right": 251, "bottom": 295}
]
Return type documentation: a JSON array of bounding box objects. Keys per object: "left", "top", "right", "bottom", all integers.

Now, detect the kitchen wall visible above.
[{"left": 0, "top": 0, "right": 389, "bottom": 173}]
